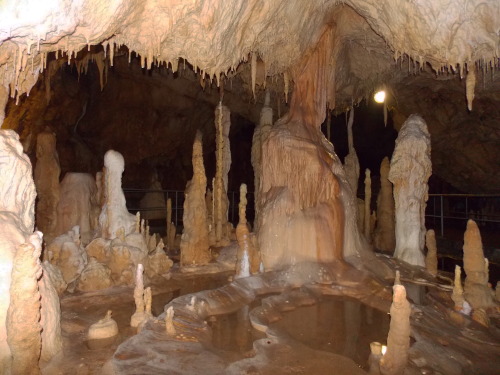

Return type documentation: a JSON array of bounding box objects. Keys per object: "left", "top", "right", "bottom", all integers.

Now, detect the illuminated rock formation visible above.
[
  {"left": 389, "top": 114, "right": 431, "bottom": 267},
  {"left": 130, "top": 264, "right": 153, "bottom": 328},
  {"left": 76, "top": 257, "right": 113, "bottom": 292},
  {"left": 379, "top": 284, "right": 411, "bottom": 375},
  {"left": 344, "top": 108, "right": 359, "bottom": 197},
  {"left": 373, "top": 157, "right": 395, "bottom": 253},
  {"left": 34, "top": 130, "right": 60, "bottom": 243},
  {"left": 425, "top": 229, "right": 438, "bottom": 277},
  {"left": 451, "top": 265, "right": 465, "bottom": 312},
  {"left": 212, "top": 104, "right": 231, "bottom": 247},
  {"left": 180, "top": 131, "right": 211, "bottom": 266},
  {"left": 463, "top": 220, "right": 493, "bottom": 309},
  {"left": 99, "top": 150, "right": 136, "bottom": 240},
  {"left": 236, "top": 183, "right": 258, "bottom": 278},
  {"left": 251, "top": 91, "right": 273, "bottom": 229},
  {"left": 55, "top": 173, "right": 100, "bottom": 245},
  {"left": 88, "top": 310, "right": 118, "bottom": 341}
]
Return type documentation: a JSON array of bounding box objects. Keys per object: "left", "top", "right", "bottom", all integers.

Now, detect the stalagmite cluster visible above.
[
  {"left": 180, "top": 131, "right": 211, "bottom": 266},
  {"left": 373, "top": 157, "right": 395, "bottom": 253},
  {"left": 379, "top": 284, "right": 411, "bottom": 375},
  {"left": 130, "top": 264, "right": 152, "bottom": 328},
  {"left": 34, "top": 130, "right": 60, "bottom": 243},
  {"left": 389, "top": 114, "right": 431, "bottom": 267},
  {"left": 462, "top": 220, "right": 493, "bottom": 311}
]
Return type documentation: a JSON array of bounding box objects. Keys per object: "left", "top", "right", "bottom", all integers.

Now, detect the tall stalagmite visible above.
[
  {"left": 235, "top": 184, "right": 258, "bottom": 278},
  {"left": 389, "top": 114, "right": 431, "bottom": 267},
  {"left": 7, "top": 234, "right": 43, "bottom": 375},
  {"left": 251, "top": 91, "right": 273, "bottom": 230},
  {"left": 379, "top": 284, "right": 411, "bottom": 375},
  {"left": 463, "top": 220, "right": 493, "bottom": 309},
  {"left": 34, "top": 130, "right": 60, "bottom": 243},
  {"left": 180, "top": 131, "right": 211, "bottom": 266},
  {"left": 373, "top": 157, "right": 395, "bottom": 253},
  {"left": 425, "top": 229, "right": 438, "bottom": 277},
  {"left": 0, "top": 130, "right": 37, "bottom": 372},
  {"left": 99, "top": 150, "right": 136, "bottom": 239},
  {"left": 213, "top": 103, "right": 231, "bottom": 247}
]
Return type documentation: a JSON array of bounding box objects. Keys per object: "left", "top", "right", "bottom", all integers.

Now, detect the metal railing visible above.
[
  {"left": 425, "top": 194, "right": 500, "bottom": 237},
  {"left": 123, "top": 188, "right": 255, "bottom": 230}
]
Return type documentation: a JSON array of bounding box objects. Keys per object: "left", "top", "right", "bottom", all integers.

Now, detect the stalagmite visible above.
[
  {"left": 463, "top": 220, "right": 493, "bottom": 309},
  {"left": 364, "top": 169, "right": 372, "bottom": 242},
  {"left": 451, "top": 265, "right": 465, "bottom": 312},
  {"left": 235, "top": 184, "right": 257, "bottom": 278},
  {"left": 7, "top": 233, "right": 43, "bottom": 375},
  {"left": 251, "top": 91, "right": 273, "bottom": 231},
  {"left": 180, "top": 131, "right": 211, "bottom": 265},
  {"left": 389, "top": 114, "right": 431, "bottom": 267},
  {"left": 373, "top": 157, "right": 395, "bottom": 253},
  {"left": 165, "top": 306, "right": 176, "bottom": 336},
  {"left": 425, "top": 229, "right": 438, "bottom": 276},
  {"left": 213, "top": 103, "right": 231, "bottom": 247},
  {"left": 99, "top": 150, "right": 136, "bottom": 239},
  {"left": 379, "top": 284, "right": 410, "bottom": 375},
  {"left": 88, "top": 310, "right": 118, "bottom": 341},
  {"left": 166, "top": 198, "right": 175, "bottom": 249},
  {"left": 344, "top": 108, "right": 359, "bottom": 196},
  {"left": 466, "top": 66, "right": 476, "bottom": 111},
  {"left": 34, "top": 130, "right": 60, "bottom": 243},
  {"left": 38, "top": 268, "right": 62, "bottom": 362},
  {"left": 130, "top": 264, "right": 152, "bottom": 328},
  {"left": 0, "top": 85, "right": 8, "bottom": 127}
]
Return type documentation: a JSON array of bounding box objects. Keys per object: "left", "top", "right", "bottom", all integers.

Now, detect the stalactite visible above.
[
  {"left": 344, "top": 107, "right": 359, "bottom": 196},
  {"left": 251, "top": 52, "right": 257, "bottom": 100}
]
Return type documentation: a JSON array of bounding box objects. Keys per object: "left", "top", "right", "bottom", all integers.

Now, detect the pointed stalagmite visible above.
[
  {"left": 451, "top": 265, "right": 465, "bottom": 311},
  {"left": 165, "top": 306, "right": 176, "bottom": 336},
  {"left": 425, "top": 229, "right": 438, "bottom": 277},
  {"left": 130, "top": 264, "right": 147, "bottom": 328},
  {"left": 364, "top": 169, "right": 372, "bottom": 242},
  {"left": 180, "top": 131, "right": 211, "bottom": 265},
  {"left": 373, "top": 157, "right": 395, "bottom": 253},
  {"left": 34, "top": 130, "right": 60, "bottom": 243},
  {"left": 236, "top": 184, "right": 257, "bottom": 278},
  {"left": 463, "top": 220, "right": 493, "bottom": 309},
  {"left": 389, "top": 114, "right": 431, "bottom": 267},
  {"left": 379, "top": 284, "right": 410, "bottom": 375}
]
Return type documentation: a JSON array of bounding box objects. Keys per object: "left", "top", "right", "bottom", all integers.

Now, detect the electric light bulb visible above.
[{"left": 374, "top": 90, "right": 386, "bottom": 103}]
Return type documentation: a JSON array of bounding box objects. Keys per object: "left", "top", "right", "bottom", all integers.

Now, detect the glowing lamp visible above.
[
  {"left": 374, "top": 90, "right": 386, "bottom": 103},
  {"left": 381, "top": 345, "right": 387, "bottom": 355}
]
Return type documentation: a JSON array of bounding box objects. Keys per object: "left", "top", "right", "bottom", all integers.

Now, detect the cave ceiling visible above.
[{"left": 0, "top": 0, "right": 499, "bottom": 193}]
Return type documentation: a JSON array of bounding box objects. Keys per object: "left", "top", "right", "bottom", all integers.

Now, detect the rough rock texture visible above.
[
  {"left": 425, "top": 229, "right": 438, "bottom": 277},
  {"left": 34, "top": 130, "right": 60, "bottom": 243},
  {"left": 0, "top": 130, "right": 37, "bottom": 372},
  {"left": 55, "top": 173, "right": 100, "bottom": 245},
  {"left": 76, "top": 257, "right": 113, "bottom": 292},
  {"left": 235, "top": 184, "right": 259, "bottom": 278},
  {"left": 451, "top": 265, "right": 465, "bottom": 311},
  {"left": 6, "top": 234, "right": 43, "bottom": 375},
  {"left": 389, "top": 115, "right": 431, "bottom": 267},
  {"left": 379, "top": 284, "right": 411, "bottom": 375},
  {"left": 343, "top": 108, "right": 360, "bottom": 197},
  {"left": 38, "top": 270, "right": 63, "bottom": 362},
  {"left": 180, "top": 131, "right": 211, "bottom": 266},
  {"left": 42, "top": 261, "right": 67, "bottom": 296},
  {"left": 99, "top": 150, "right": 136, "bottom": 239},
  {"left": 373, "top": 157, "right": 395, "bottom": 253},
  {"left": 88, "top": 311, "right": 119, "bottom": 341},
  {"left": 463, "top": 220, "right": 493, "bottom": 309}
]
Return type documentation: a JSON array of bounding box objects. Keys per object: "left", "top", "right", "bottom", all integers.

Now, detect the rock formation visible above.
[
  {"left": 99, "top": 150, "right": 136, "bottom": 240},
  {"left": 373, "top": 157, "right": 395, "bottom": 253},
  {"left": 235, "top": 184, "right": 258, "bottom": 278},
  {"left": 212, "top": 103, "right": 232, "bottom": 247},
  {"left": 180, "top": 131, "right": 211, "bottom": 266},
  {"left": 424, "top": 229, "right": 438, "bottom": 277},
  {"left": 88, "top": 310, "right": 118, "bottom": 341},
  {"left": 165, "top": 198, "right": 176, "bottom": 250},
  {"left": 139, "top": 172, "right": 166, "bottom": 220},
  {"left": 251, "top": 91, "right": 273, "bottom": 229},
  {"left": 463, "top": 220, "right": 493, "bottom": 310},
  {"left": 364, "top": 169, "right": 372, "bottom": 242},
  {"left": 344, "top": 108, "right": 360, "bottom": 197},
  {"left": 451, "top": 265, "right": 465, "bottom": 312},
  {"left": 379, "top": 284, "right": 411, "bottom": 375},
  {"left": 76, "top": 257, "right": 113, "bottom": 292},
  {"left": 55, "top": 173, "right": 100, "bottom": 245},
  {"left": 389, "top": 114, "right": 431, "bottom": 267},
  {"left": 0, "top": 130, "right": 37, "bottom": 371},
  {"left": 165, "top": 306, "right": 176, "bottom": 336},
  {"left": 130, "top": 264, "right": 152, "bottom": 328},
  {"left": 34, "top": 130, "right": 60, "bottom": 243}
]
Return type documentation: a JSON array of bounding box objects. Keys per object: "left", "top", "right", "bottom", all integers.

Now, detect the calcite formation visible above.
[
  {"left": 373, "top": 157, "right": 395, "bottom": 253},
  {"left": 88, "top": 310, "right": 118, "bottom": 341},
  {"left": 451, "top": 265, "right": 465, "bottom": 312},
  {"left": 463, "top": 220, "right": 493, "bottom": 309},
  {"left": 130, "top": 264, "right": 153, "bottom": 328},
  {"left": 76, "top": 257, "right": 113, "bottom": 292},
  {"left": 379, "top": 284, "right": 411, "bottom": 375},
  {"left": 34, "top": 130, "right": 60, "bottom": 243},
  {"left": 343, "top": 108, "right": 360, "bottom": 197},
  {"left": 389, "top": 114, "right": 431, "bottom": 267},
  {"left": 424, "top": 229, "right": 438, "bottom": 277},
  {"left": 99, "top": 150, "right": 136, "bottom": 240},
  {"left": 55, "top": 173, "right": 100, "bottom": 245},
  {"left": 235, "top": 184, "right": 259, "bottom": 278},
  {"left": 180, "top": 131, "right": 211, "bottom": 266}
]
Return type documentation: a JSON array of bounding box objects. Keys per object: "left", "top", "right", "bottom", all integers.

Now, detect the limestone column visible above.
[
  {"left": 236, "top": 184, "right": 257, "bottom": 278},
  {"left": 344, "top": 108, "right": 359, "bottom": 196},
  {"left": 389, "top": 114, "right": 431, "bottom": 267},
  {"left": 373, "top": 157, "right": 395, "bottom": 252},
  {"left": 34, "top": 130, "right": 60, "bottom": 243},
  {"left": 424, "top": 229, "right": 438, "bottom": 276},
  {"left": 180, "top": 131, "right": 211, "bottom": 265}
]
